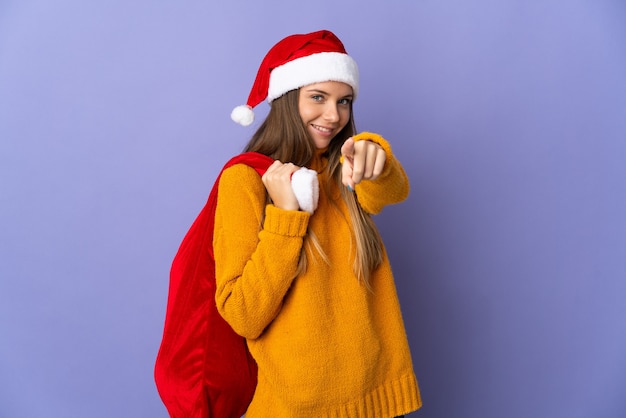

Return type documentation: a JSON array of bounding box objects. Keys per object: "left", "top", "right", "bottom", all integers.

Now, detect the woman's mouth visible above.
[{"left": 311, "top": 124, "right": 334, "bottom": 136}]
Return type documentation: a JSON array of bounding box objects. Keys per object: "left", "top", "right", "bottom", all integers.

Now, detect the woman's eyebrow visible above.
[
  {"left": 304, "top": 88, "right": 329, "bottom": 95},
  {"left": 304, "top": 88, "right": 353, "bottom": 98}
]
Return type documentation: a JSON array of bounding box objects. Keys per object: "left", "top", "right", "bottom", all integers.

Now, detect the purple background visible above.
[{"left": 1, "top": 1, "right": 625, "bottom": 417}]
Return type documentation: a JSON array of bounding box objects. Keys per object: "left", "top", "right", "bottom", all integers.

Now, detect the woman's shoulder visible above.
[{"left": 218, "top": 162, "right": 266, "bottom": 198}]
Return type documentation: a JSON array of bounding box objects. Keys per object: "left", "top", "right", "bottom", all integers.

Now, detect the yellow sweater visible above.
[{"left": 214, "top": 134, "right": 421, "bottom": 417}]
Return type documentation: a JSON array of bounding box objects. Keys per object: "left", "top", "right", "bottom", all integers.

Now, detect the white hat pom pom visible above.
[{"left": 231, "top": 105, "right": 255, "bottom": 126}]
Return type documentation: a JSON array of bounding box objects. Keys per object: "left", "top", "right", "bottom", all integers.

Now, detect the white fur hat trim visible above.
[{"left": 268, "top": 52, "right": 359, "bottom": 103}]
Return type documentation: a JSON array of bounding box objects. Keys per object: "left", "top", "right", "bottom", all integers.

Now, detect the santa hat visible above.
[{"left": 231, "top": 30, "right": 359, "bottom": 126}]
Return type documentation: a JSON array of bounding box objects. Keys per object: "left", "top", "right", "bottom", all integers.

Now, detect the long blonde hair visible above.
[{"left": 243, "top": 89, "right": 383, "bottom": 286}]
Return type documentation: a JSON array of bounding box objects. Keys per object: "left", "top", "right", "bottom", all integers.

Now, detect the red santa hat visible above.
[{"left": 231, "top": 30, "right": 359, "bottom": 126}]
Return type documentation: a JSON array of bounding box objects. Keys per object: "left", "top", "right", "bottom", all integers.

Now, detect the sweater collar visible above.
[{"left": 309, "top": 148, "right": 328, "bottom": 173}]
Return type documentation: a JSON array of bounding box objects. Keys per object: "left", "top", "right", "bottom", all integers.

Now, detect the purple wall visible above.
[{"left": 1, "top": 1, "right": 625, "bottom": 417}]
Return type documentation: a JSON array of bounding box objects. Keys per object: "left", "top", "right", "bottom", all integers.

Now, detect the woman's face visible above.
[{"left": 298, "top": 81, "right": 353, "bottom": 149}]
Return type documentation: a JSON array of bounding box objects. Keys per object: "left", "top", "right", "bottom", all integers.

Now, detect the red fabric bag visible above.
[{"left": 155, "top": 152, "right": 274, "bottom": 418}]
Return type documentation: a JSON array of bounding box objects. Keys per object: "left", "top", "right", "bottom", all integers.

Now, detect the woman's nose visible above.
[{"left": 323, "top": 103, "right": 339, "bottom": 122}]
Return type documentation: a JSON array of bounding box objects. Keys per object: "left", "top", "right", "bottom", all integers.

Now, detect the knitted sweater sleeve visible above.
[
  {"left": 352, "top": 132, "right": 410, "bottom": 215},
  {"left": 213, "top": 164, "right": 310, "bottom": 340}
]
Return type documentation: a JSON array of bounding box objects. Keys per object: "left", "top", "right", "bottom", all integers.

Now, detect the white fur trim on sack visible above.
[{"left": 291, "top": 167, "right": 319, "bottom": 214}]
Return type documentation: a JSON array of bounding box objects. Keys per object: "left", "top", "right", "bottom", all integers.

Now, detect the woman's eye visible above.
[
  {"left": 339, "top": 98, "right": 352, "bottom": 105},
  {"left": 312, "top": 95, "right": 324, "bottom": 101}
]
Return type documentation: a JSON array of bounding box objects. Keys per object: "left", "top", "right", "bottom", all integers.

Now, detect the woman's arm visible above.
[{"left": 213, "top": 164, "right": 310, "bottom": 339}]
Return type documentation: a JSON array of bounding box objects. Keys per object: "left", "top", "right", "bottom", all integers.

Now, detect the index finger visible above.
[
  {"left": 351, "top": 145, "right": 366, "bottom": 184},
  {"left": 341, "top": 137, "right": 355, "bottom": 161}
]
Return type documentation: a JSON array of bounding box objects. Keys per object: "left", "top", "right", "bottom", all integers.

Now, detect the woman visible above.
[{"left": 214, "top": 30, "right": 422, "bottom": 417}]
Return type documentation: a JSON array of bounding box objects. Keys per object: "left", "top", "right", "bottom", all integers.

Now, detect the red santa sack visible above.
[{"left": 154, "top": 152, "right": 274, "bottom": 418}]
